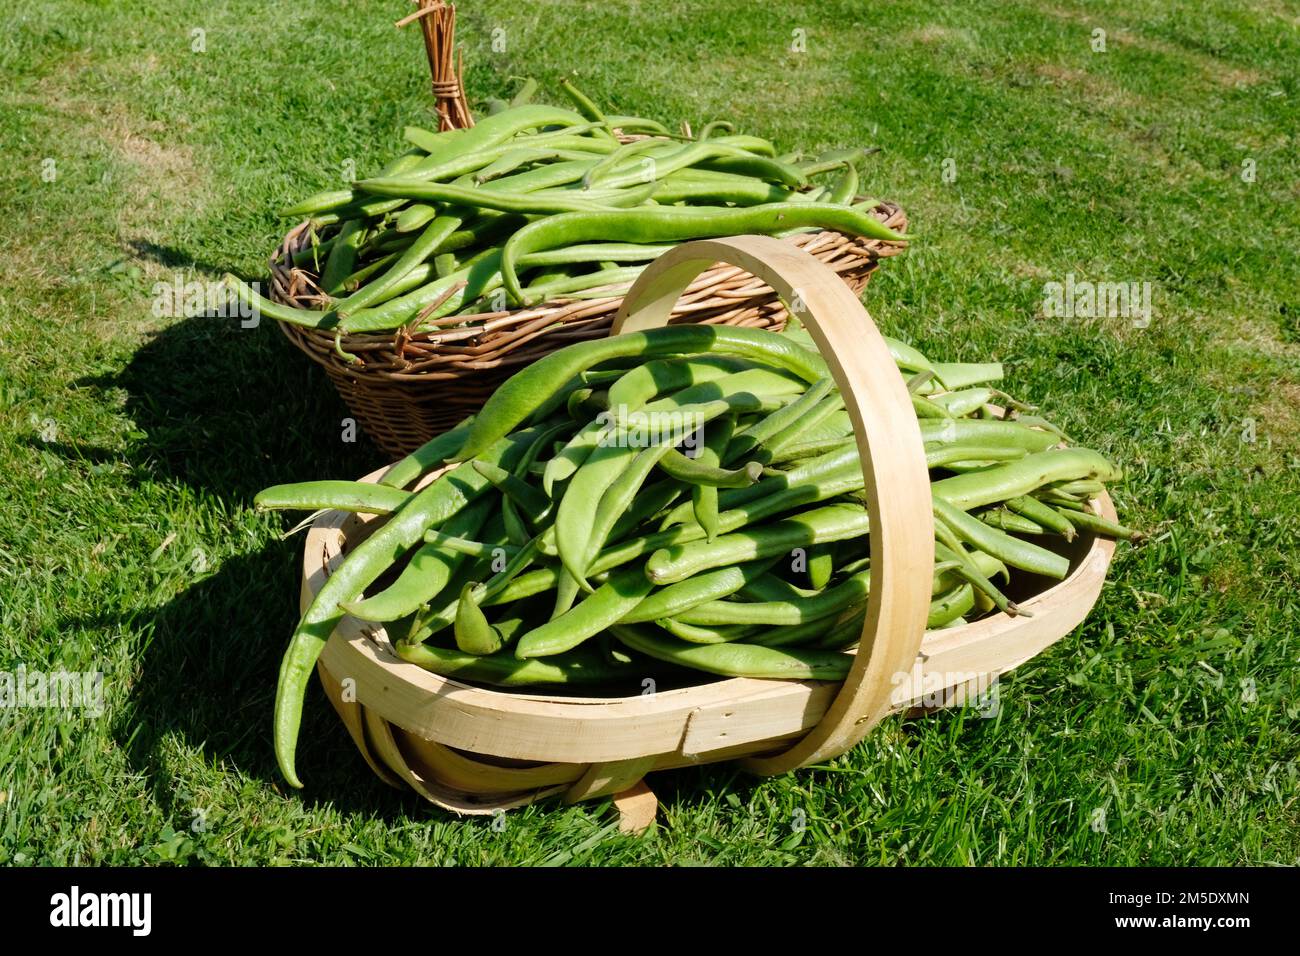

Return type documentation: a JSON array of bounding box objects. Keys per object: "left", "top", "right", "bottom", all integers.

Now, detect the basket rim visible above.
[
  {"left": 308, "top": 471, "right": 1116, "bottom": 763},
  {"left": 317, "top": 489, "right": 1117, "bottom": 709},
  {"left": 266, "top": 198, "right": 908, "bottom": 353}
]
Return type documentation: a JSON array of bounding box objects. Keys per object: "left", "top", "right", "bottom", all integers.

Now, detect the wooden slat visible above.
[
  {"left": 612, "top": 780, "right": 659, "bottom": 835},
  {"left": 564, "top": 756, "right": 658, "bottom": 803}
]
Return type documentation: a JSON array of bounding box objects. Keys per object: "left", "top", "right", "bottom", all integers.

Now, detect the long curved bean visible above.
[
  {"left": 272, "top": 428, "right": 538, "bottom": 787},
  {"left": 611, "top": 625, "right": 851, "bottom": 680},
  {"left": 396, "top": 640, "right": 652, "bottom": 686},
  {"left": 932, "top": 448, "right": 1122, "bottom": 511},
  {"left": 515, "top": 565, "right": 655, "bottom": 658},
  {"left": 646, "top": 503, "right": 870, "bottom": 585},
  {"left": 658, "top": 449, "right": 763, "bottom": 488},
  {"left": 676, "top": 567, "right": 871, "bottom": 626},
  {"left": 500, "top": 203, "right": 907, "bottom": 305},
  {"left": 452, "top": 325, "right": 829, "bottom": 462},
  {"left": 933, "top": 497, "right": 1069, "bottom": 579},
  {"left": 254, "top": 481, "right": 410, "bottom": 516},
  {"left": 622, "top": 560, "right": 773, "bottom": 624}
]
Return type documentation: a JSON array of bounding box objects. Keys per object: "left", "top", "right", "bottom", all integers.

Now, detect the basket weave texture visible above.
[{"left": 270, "top": 203, "right": 908, "bottom": 458}]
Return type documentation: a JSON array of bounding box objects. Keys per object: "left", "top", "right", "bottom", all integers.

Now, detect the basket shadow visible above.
[
  {"left": 74, "top": 308, "right": 381, "bottom": 502},
  {"left": 642, "top": 761, "right": 766, "bottom": 813},
  {"left": 18, "top": 437, "right": 121, "bottom": 466},
  {"left": 113, "top": 545, "right": 430, "bottom": 819},
  {"left": 116, "top": 530, "right": 767, "bottom": 818},
  {"left": 127, "top": 239, "right": 232, "bottom": 280}
]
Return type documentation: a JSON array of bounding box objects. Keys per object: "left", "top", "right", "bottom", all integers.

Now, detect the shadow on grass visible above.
[
  {"left": 66, "top": 303, "right": 424, "bottom": 815},
  {"left": 119, "top": 540, "right": 755, "bottom": 822},
  {"left": 118, "top": 545, "right": 431, "bottom": 819},
  {"left": 74, "top": 308, "right": 383, "bottom": 502},
  {"left": 127, "top": 239, "right": 234, "bottom": 280},
  {"left": 644, "top": 763, "right": 763, "bottom": 814},
  {"left": 71, "top": 299, "right": 759, "bottom": 823}
]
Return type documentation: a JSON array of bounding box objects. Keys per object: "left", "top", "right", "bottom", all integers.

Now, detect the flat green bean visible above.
[
  {"left": 676, "top": 567, "right": 871, "bottom": 626},
  {"left": 501, "top": 204, "right": 907, "bottom": 305},
  {"left": 515, "top": 565, "right": 655, "bottom": 658},
  {"left": 254, "top": 480, "right": 410, "bottom": 515},
  {"left": 933, "top": 497, "right": 1069, "bottom": 579},
  {"left": 453, "top": 326, "right": 829, "bottom": 462},
  {"left": 273, "top": 428, "right": 537, "bottom": 787},
  {"left": 932, "top": 448, "right": 1122, "bottom": 511},
  {"left": 612, "top": 625, "right": 851, "bottom": 680},
  {"left": 646, "top": 503, "right": 869, "bottom": 585}
]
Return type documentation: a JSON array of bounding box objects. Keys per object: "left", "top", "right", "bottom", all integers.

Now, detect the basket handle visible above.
[
  {"left": 398, "top": 0, "right": 474, "bottom": 131},
  {"left": 612, "top": 235, "right": 934, "bottom": 774}
]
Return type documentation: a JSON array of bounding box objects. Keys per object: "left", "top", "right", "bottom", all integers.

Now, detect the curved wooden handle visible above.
[{"left": 613, "top": 235, "right": 934, "bottom": 774}]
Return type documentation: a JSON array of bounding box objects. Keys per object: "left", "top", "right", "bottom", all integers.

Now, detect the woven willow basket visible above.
[
  {"left": 269, "top": 204, "right": 908, "bottom": 459},
  {"left": 299, "top": 237, "right": 1116, "bottom": 828}
]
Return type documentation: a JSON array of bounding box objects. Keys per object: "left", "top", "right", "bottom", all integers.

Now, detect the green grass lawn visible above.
[{"left": 1, "top": 0, "right": 1297, "bottom": 865}]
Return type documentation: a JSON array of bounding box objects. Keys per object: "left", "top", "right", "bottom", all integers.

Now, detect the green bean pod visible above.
[
  {"left": 655, "top": 619, "right": 760, "bottom": 644},
  {"left": 319, "top": 219, "right": 367, "bottom": 295},
  {"left": 515, "top": 565, "right": 656, "bottom": 658},
  {"left": 724, "top": 377, "right": 833, "bottom": 464},
  {"left": 378, "top": 421, "right": 472, "bottom": 489},
  {"left": 501, "top": 204, "right": 907, "bottom": 305},
  {"left": 980, "top": 509, "right": 1046, "bottom": 534},
  {"left": 1054, "top": 505, "right": 1140, "bottom": 539},
  {"left": 606, "top": 356, "right": 748, "bottom": 413},
  {"left": 559, "top": 77, "right": 618, "bottom": 141},
  {"left": 1006, "top": 494, "right": 1076, "bottom": 539},
  {"left": 930, "top": 362, "right": 1004, "bottom": 390},
  {"left": 646, "top": 503, "right": 870, "bottom": 585},
  {"left": 472, "top": 459, "right": 552, "bottom": 518},
  {"left": 453, "top": 326, "right": 829, "bottom": 462},
  {"left": 454, "top": 583, "right": 505, "bottom": 655},
  {"left": 676, "top": 567, "right": 871, "bottom": 626},
  {"left": 932, "top": 448, "right": 1122, "bottom": 511},
  {"left": 254, "top": 481, "right": 410, "bottom": 515},
  {"left": 933, "top": 497, "right": 1069, "bottom": 579},
  {"left": 612, "top": 625, "right": 851, "bottom": 680},
  {"left": 395, "top": 203, "right": 438, "bottom": 233},
  {"left": 272, "top": 428, "right": 538, "bottom": 787},
  {"left": 357, "top": 177, "right": 654, "bottom": 216},
  {"left": 556, "top": 398, "right": 739, "bottom": 589},
  {"left": 658, "top": 450, "right": 763, "bottom": 488},
  {"left": 807, "top": 543, "right": 835, "bottom": 590},
  {"left": 222, "top": 274, "right": 336, "bottom": 329},
  {"left": 918, "top": 419, "right": 1061, "bottom": 452},
  {"left": 928, "top": 582, "right": 976, "bottom": 628},
  {"left": 621, "top": 560, "right": 773, "bottom": 624},
  {"left": 396, "top": 641, "right": 652, "bottom": 686},
  {"left": 403, "top": 105, "right": 590, "bottom": 179}
]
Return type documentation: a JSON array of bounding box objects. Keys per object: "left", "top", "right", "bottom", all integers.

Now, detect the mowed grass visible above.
[{"left": 0, "top": 0, "right": 1296, "bottom": 865}]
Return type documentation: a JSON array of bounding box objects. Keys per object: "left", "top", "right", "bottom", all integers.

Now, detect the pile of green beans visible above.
[
  {"left": 224, "top": 82, "right": 904, "bottom": 348},
  {"left": 259, "top": 322, "right": 1136, "bottom": 787}
]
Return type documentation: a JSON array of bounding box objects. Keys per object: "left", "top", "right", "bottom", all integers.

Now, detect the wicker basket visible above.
[
  {"left": 270, "top": 206, "right": 908, "bottom": 458},
  {"left": 295, "top": 237, "right": 1118, "bottom": 830},
  {"left": 267, "top": 2, "right": 909, "bottom": 458}
]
